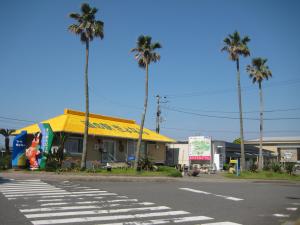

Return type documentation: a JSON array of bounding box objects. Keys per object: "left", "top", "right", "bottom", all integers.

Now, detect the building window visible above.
[
  {"left": 127, "top": 141, "right": 146, "bottom": 158},
  {"left": 64, "top": 137, "right": 83, "bottom": 154},
  {"left": 101, "top": 140, "right": 116, "bottom": 163}
]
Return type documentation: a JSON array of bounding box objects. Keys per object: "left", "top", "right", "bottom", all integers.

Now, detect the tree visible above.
[
  {"left": 68, "top": 3, "right": 104, "bottom": 169},
  {"left": 233, "top": 138, "right": 241, "bottom": 144},
  {"left": 0, "top": 129, "right": 15, "bottom": 154},
  {"left": 246, "top": 57, "right": 272, "bottom": 170},
  {"left": 221, "top": 31, "right": 250, "bottom": 171},
  {"left": 131, "top": 35, "right": 161, "bottom": 170}
]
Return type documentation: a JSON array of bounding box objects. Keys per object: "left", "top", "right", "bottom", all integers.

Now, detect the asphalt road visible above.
[{"left": 0, "top": 176, "right": 299, "bottom": 225}]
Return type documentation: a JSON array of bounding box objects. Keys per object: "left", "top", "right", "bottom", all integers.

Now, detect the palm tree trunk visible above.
[
  {"left": 134, "top": 63, "right": 149, "bottom": 170},
  {"left": 5, "top": 136, "right": 10, "bottom": 154},
  {"left": 258, "top": 81, "right": 264, "bottom": 170},
  {"left": 236, "top": 58, "right": 246, "bottom": 171},
  {"left": 81, "top": 40, "right": 90, "bottom": 170}
]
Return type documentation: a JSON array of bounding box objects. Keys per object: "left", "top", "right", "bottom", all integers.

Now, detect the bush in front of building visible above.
[
  {"left": 263, "top": 163, "right": 271, "bottom": 171},
  {"left": 0, "top": 154, "right": 11, "bottom": 170},
  {"left": 249, "top": 163, "right": 258, "bottom": 173},
  {"left": 271, "top": 162, "right": 282, "bottom": 173},
  {"left": 157, "top": 166, "right": 182, "bottom": 177},
  {"left": 285, "top": 162, "right": 296, "bottom": 175}
]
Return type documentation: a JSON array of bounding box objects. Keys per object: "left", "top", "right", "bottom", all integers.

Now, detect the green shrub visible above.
[
  {"left": 271, "top": 162, "right": 281, "bottom": 173},
  {"left": 263, "top": 164, "right": 271, "bottom": 171},
  {"left": 223, "top": 163, "right": 230, "bottom": 171},
  {"left": 157, "top": 166, "right": 175, "bottom": 172},
  {"left": 168, "top": 170, "right": 182, "bottom": 177},
  {"left": 285, "top": 162, "right": 296, "bottom": 175},
  {"left": 249, "top": 163, "right": 258, "bottom": 173},
  {"left": 0, "top": 154, "right": 11, "bottom": 170}
]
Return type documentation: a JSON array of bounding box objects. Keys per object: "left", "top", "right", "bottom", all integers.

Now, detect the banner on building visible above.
[
  {"left": 12, "top": 131, "right": 27, "bottom": 168},
  {"left": 188, "top": 136, "right": 211, "bottom": 160},
  {"left": 38, "top": 123, "right": 54, "bottom": 169}
]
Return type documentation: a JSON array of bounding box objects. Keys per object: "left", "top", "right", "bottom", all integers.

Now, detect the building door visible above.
[{"left": 102, "top": 140, "right": 116, "bottom": 163}]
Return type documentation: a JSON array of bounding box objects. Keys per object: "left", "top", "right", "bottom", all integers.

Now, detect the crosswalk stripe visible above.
[
  {"left": 4, "top": 191, "right": 107, "bottom": 197},
  {"left": 40, "top": 193, "right": 117, "bottom": 198},
  {"left": 96, "top": 216, "right": 214, "bottom": 225},
  {"left": 21, "top": 205, "right": 102, "bottom": 213},
  {"left": 37, "top": 199, "right": 64, "bottom": 202},
  {"left": 199, "top": 222, "right": 242, "bottom": 225},
  {"left": 25, "top": 206, "right": 171, "bottom": 218},
  {"left": 2, "top": 190, "right": 67, "bottom": 194},
  {"left": 31, "top": 210, "right": 190, "bottom": 225},
  {"left": 0, "top": 187, "right": 62, "bottom": 192}
]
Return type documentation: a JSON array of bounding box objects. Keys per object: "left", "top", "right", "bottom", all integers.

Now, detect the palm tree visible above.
[
  {"left": 68, "top": 3, "right": 104, "bottom": 169},
  {"left": 221, "top": 31, "right": 250, "bottom": 171},
  {"left": 0, "top": 129, "right": 16, "bottom": 154},
  {"left": 131, "top": 35, "right": 161, "bottom": 170},
  {"left": 246, "top": 57, "right": 272, "bottom": 170}
]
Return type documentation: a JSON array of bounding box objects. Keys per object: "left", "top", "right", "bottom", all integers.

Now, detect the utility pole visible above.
[
  {"left": 156, "top": 95, "right": 161, "bottom": 133},
  {"left": 156, "top": 95, "right": 167, "bottom": 133}
]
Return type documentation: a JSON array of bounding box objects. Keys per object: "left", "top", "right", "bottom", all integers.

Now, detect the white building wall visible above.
[{"left": 167, "top": 143, "right": 190, "bottom": 167}]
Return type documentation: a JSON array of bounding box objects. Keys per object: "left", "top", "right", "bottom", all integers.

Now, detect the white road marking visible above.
[
  {"left": 31, "top": 210, "right": 190, "bottom": 225},
  {"left": 40, "top": 193, "right": 117, "bottom": 198},
  {"left": 0, "top": 187, "right": 62, "bottom": 192},
  {"left": 95, "top": 216, "right": 213, "bottom": 225},
  {"left": 38, "top": 199, "right": 64, "bottom": 202},
  {"left": 180, "top": 188, "right": 244, "bottom": 201},
  {"left": 200, "top": 222, "right": 242, "bottom": 225},
  {"left": 5, "top": 190, "right": 108, "bottom": 197},
  {"left": 2, "top": 190, "right": 67, "bottom": 194},
  {"left": 40, "top": 203, "right": 68, "bottom": 206},
  {"left": 286, "top": 208, "right": 297, "bottom": 211},
  {"left": 25, "top": 206, "right": 171, "bottom": 218},
  {"left": 20, "top": 205, "right": 102, "bottom": 213},
  {"left": 273, "top": 214, "right": 290, "bottom": 218},
  {"left": 7, "top": 198, "right": 16, "bottom": 200},
  {"left": 180, "top": 188, "right": 211, "bottom": 195}
]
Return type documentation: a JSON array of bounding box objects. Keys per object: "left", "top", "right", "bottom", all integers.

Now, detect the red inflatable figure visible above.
[{"left": 26, "top": 133, "right": 41, "bottom": 170}]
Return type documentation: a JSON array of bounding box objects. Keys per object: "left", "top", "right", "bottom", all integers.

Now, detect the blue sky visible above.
[{"left": 1, "top": 0, "right": 300, "bottom": 146}]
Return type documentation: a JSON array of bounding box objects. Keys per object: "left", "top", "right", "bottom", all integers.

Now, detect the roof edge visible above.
[{"left": 64, "top": 109, "right": 136, "bottom": 124}]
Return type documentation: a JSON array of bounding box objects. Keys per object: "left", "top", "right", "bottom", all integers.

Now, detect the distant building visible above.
[
  {"left": 245, "top": 137, "right": 300, "bottom": 163},
  {"left": 167, "top": 139, "right": 273, "bottom": 171}
]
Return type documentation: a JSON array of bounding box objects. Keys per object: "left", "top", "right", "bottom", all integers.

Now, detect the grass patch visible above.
[
  {"left": 224, "top": 171, "right": 300, "bottom": 181},
  {"left": 58, "top": 166, "right": 182, "bottom": 177}
]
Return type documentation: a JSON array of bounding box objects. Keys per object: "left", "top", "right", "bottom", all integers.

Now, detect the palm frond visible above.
[
  {"left": 68, "top": 24, "right": 82, "bottom": 34},
  {"left": 151, "top": 42, "right": 162, "bottom": 50},
  {"left": 69, "top": 13, "right": 81, "bottom": 20},
  {"left": 81, "top": 3, "right": 92, "bottom": 14}
]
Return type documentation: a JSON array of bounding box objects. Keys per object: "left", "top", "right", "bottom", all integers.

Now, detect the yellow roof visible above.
[{"left": 14, "top": 109, "right": 175, "bottom": 143}]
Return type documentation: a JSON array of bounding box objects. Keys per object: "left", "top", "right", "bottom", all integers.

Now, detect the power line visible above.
[
  {"left": 163, "top": 106, "right": 300, "bottom": 121},
  {"left": 0, "top": 116, "right": 36, "bottom": 123},
  {"left": 161, "top": 127, "right": 300, "bottom": 134},
  {"left": 161, "top": 106, "right": 300, "bottom": 114}
]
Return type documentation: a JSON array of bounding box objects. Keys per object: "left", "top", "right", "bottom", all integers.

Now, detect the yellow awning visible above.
[{"left": 14, "top": 109, "right": 176, "bottom": 143}]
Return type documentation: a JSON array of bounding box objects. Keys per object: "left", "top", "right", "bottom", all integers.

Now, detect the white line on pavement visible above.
[
  {"left": 40, "top": 193, "right": 117, "bottom": 198},
  {"left": 95, "top": 216, "right": 213, "bottom": 225},
  {"left": 37, "top": 199, "right": 64, "bottom": 202},
  {"left": 2, "top": 190, "right": 67, "bottom": 194},
  {"left": 25, "top": 206, "right": 171, "bottom": 218},
  {"left": 31, "top": 210, "right": 190, "bottom": 225},
  {"left": 180, "top": 188, "right": 244, "bottom": 201},
  {"left": 20, "top": 205, "right": 102, "bottom": 213},
  {"left": 4, "top": 190, "right": 108, "bottom": 197},
  {"left": 199, "top": 222, "right": 242, "bottom": 225},
  {"left": 273, "top": 214, "right": 290, "bottom": 218},
  {"left": 286, "top": 208, "right": 298, "bottom": 211}
]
